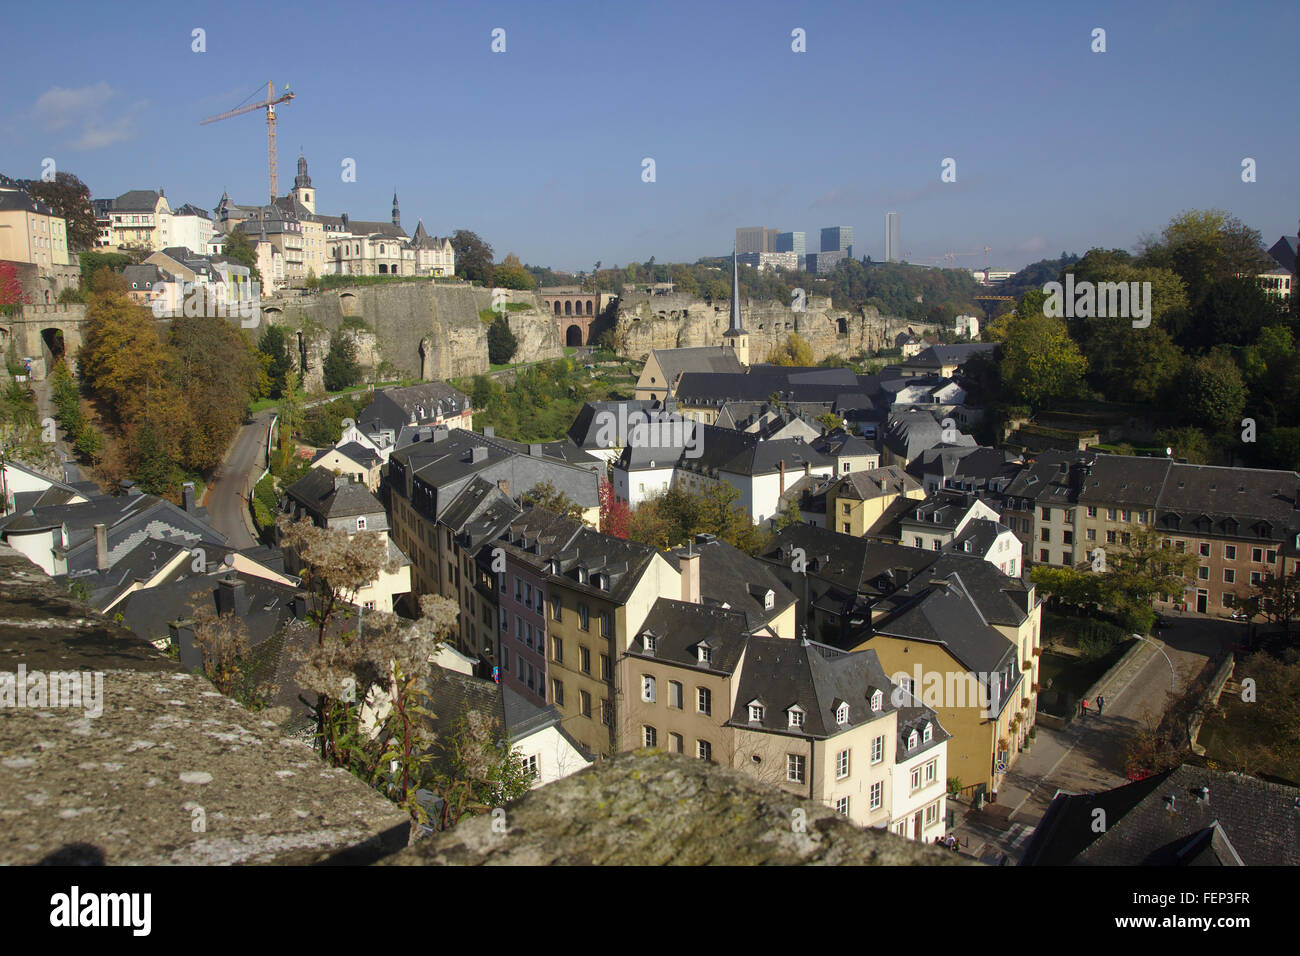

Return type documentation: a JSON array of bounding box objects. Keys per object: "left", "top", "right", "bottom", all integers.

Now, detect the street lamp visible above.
[{"left": 1130, "top": 631, "right": 1176, "bottom": 693}]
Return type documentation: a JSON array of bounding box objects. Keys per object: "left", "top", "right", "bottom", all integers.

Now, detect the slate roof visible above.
[
  {"left": 284, "top": 467, "right": 387, "bottom": 523},
  {"left": 122, "top": 264, "right": 164, "bottom": 291},
  {"left": 761, "top": 524, "right": 937, "bottom": 599},
  {"left": 662, "top": 536, "right": 798, "bottom": 631},
  {"left": 882, "top": 409, "right": 943, "bottom": 461},
  {"left": 1075, "top": 453, "right": 1170, "bottom": 508},
  {"left": 869, "top": 571, "right": 1020, "bottom": 680},
  {"left": 812, "top": 429, "right": 878, "bottom": 461},
  {"left": 1020, "top": 764, "right": 1300, "bottom": 866},
  {"left": 111, "top": 189, "right": 164, "bottom": 212},
  {"left": 172, "top": 203, "right": 211, "bottom": 219},
  {"left": 888, "top": 551, "right": 1034, "bottom": 626},
  {"left": 647, "top": 346, "right": 745, "bottom": 390},
  {"left": 358, "top": 383, "right": 472, "bottom": 434},
  {"left": 0, "top": 189, "right": 56, "bottom": 216},
  {"left": 899, "top": 489, "right": 995, "bottom": 533},
  {"left": 627, "top": 599, "right": 752, "bottom": 674},
  {"left": 1269, "top": 235, "right": 1297, "bottom": 273},
  {"left": 1156, "top": 462, "right": 1300, "bottom": 536},
  {"left": 830, "top": 465, "right": 920, "bottom": 502},
  {"left": 566, "top": 399, "right": 675, "bottom": 450},
  {"left": 313, "top": 441, "right": 382, "bottom": 469},
  {"left": 657, "top": 424, "right": 831, "bottom": 478},
  {"left": 896, "top": 706, "right": 951, "bottom": 761},
  {"left": 906, "top": 343, "right": 998, "bottom": 369},
  {"left": 675, "top": 366, "right": 875, "bottom": 408},
  {"left": 948, "top": 517, "right": 1010, "bottom": 558},
  {"left": 726, "top": 638, "right": 899, "bottom": 739}
]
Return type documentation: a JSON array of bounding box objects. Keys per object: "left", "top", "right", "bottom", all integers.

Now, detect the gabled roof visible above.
[
  {"left": 112, "top": 189, "right": 164, "bottom": 212},
  {"left": 627, "top": 599, "right": 752, "bottom": 674},
  {"left": 662, "top": 536, "right": 797, "bottom": 631},
  {"left": 284, "top": 468, "right": 386, "bottom": 522},
  {"left": 726, "top": 638, "right": 899, "bottom": 739},
  {"left": 1021, "top": 764, "right": 1300, "bottom": 866},
  {"left": 647, "top": 346, "right": 745, "bottom": 388}
]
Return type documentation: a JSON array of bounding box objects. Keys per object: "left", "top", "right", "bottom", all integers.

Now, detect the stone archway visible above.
[
  {"left": 40, "top": 328, "right": 64, "bottom": 369},
  {"left": 566, "top": 324, "right": 584, "bottom": 347}
]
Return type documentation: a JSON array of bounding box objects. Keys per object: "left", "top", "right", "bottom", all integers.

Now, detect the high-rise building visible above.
[
  {"left": 820, "top": 225, "right": 853, "bottom": 258},
  {"left": 775, "top": 231, "right": 805, "bottom": 256},
  {"left": 885, "top": 212, "right": 899, "bottom": 263},
  {"left": 736, "top": 227, "right": 778, "bottom": 255}
]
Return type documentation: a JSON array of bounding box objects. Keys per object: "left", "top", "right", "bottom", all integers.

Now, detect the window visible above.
[
  {"left": 1198, "top": 566, "right": 1209, "bottom": 580},
  {"left": 835, "top": 796, "right": 850, "bottom": 816},
  {"left": 356, "top": 516, "right": 366, "bottom": 531},
  {"left": 1106, "top": 530, "right": 1117, "bottom": 544},
  {"left": 578, "top": 604, "right": 590, "bottom": 631},
  {"left": 1086, "top": 528, "right": 1097, "bottom": 541},
  {"left": 787, "top": 754, "right": 806, "bottom": 783},
  {"left": 579, "top": 690, "right": 592, "bottom": 718},
  {"left": 697, "top": 740, "right": 712, "bottom": 762},
  {"left": 524, "top": 582, "right": 532, "bottom": 606},
  {"left": 521, "top": 754, "right": 539, "bottom": 779},
  {"left": 551, "top": 598, "right": 562, "bottom": 622},
  {"left": 1063, "top": 530, "right": 1073, "bottom": 545},
  {"left": 641, "top": 675, "right": 656, "bottom": 702},
  {"left": 551, "top": 679, "right": 564, "bottom": 706},
  {"left": 910, "top": 766, "right": 922, "bottom": 791},
  {"left": 1224, "top": 545, "right": 1237, "bottom": 560},
  {"left": 1041, "top": 507, "right": 1051, "bottom": 521},
  {"left": 788, "top": 707, "right": 805, "bottom": 729},
  {"left": 842, "top": 503, "right": 850, "bottom": 515},
  {"left": 836, "top": 702, "right": 849, "bottom": 725},
  {"left": 925, "top": 759, "right": 937, "bottom": 784},
  {"left": 580, "top": 646, "right": 591, "bottom": 674},
  {"left": 669, "top": 681, "right": 683, "bottom": 709},
  {"left": 871, "top": 735, "right": 884, "bottom": 764},
  {"left": 643, "top": 726, "right": 657, "bottom": 748},
  {"left": 600, "top": 654, "right": 611, "bottom": 681},
  {"left": 1086, "top": 506, "right": 1097, "bottom": 518},
  {"left": 501, "top": 646, "right": 509, "bottom": 670},
  {"left": 1223, "top": 569, "right": 1235, "bottom": 583},
  {"left": 644, "top": 634, "right": 657, "bottom": 654},
  {"left": 697, "top": 687, "right": 712, "bottom": 716},
  {"left": 1039, "top": 549, "right": 1049, "bottom": 563},
  {"left": 1267, "top": 549, "right": 1277, "bottom": 563},
  {"left": 1199, "top": 542, "right": 1210, "bottom": 557},
  {"left": 552, "top": 636, "right": 563, "bottom": 663},
  {"left": 1251, "top": 547, "right": 1264, "bottom": 563},
  {"left": 1251, "top": 571, "right": 1262, "bottom": 585},
  {"left": 600, "top": 611, "right": 611, "bottom": 638},
  {"left": 600, "top": 698, "right": 611, "bottom": 726},
  {"left": 836, "top": 749, "right": 850, "bottom": 779},
  {"left": 922, "top": 722, "right": 933, "bottom": 742},
  {"left": 668, "top": 732, "right": 683, "bottom": 754},
  {"left": 869, "top": 781, "right": 883, "bottom": 810},
  {"left": 515, "top": 577, "right": 521, "bottom": 602},
  {"left": 870, "top": 689, "right": 883, "bottom": 712},
  {"left": 843, "top": 523, "right": 851, "bottom": 533},
  {"left": 748, "top": 703, "right": 764, "bottom": 722},
  {"left": 697, "top": 644, "right": 713, "bottom": 665},
  {"left": 1040, "top": 529, "right": 1050, "bottom": 543}
]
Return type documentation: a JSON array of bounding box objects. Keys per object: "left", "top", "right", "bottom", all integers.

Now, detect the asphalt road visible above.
[{"left": 206, "top": 410, "right": 273, "bottom": 550}]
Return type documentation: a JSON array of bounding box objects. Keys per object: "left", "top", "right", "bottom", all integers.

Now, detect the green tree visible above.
[
  {"left": 451, "top": 229, "right": 495, "bottom": 285},
  {"left": 220, "top": 229, "right": 263, "bottom": 284},
  {"left": 1185, "top": 351, "right": 1246, "bottom": 430},
  {"left": 322, "top": 332, "right": 362, "bottom": 392},
  {"left": 487, "top": 315, "right": 518, "bottom": 365},
  {"left": 997, "top": 294, "right": 1088, "bottom": 407},
  {"left": 493, "top": 253, "right": 535, "bottom": 290},
  {"left": 521, "top": 480, "right": 583, "bottom": 520},
  {"left": 258, "top": 325, "right": 296, "bottom": 399}
]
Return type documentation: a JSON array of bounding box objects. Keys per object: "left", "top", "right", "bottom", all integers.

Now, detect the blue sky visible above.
[{"left": 2, "top": 0, "right": 1296, "bottom": 272}]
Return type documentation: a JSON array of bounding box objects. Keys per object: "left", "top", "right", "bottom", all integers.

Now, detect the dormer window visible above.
[
  {"left": 577, "top": 566, "right": 588, "bottom": 584},
  {"left": 870, "top": 689, "right": 883, "bottom": 712},
  {"left": 788, "top": 705, "right": 805, "bottom": 729},
  {"left": 748, "top": 702, "right": 764, "bottom": 723},
  {"left": 907, "top": 730, "right": 919, "bottom": 750},
  {"left": 923, "top": 722, "right": 933, "bottom": 742},
  {"left": 763, "top": 589, "right": 774, "bottom": 610},
  {"left": 697, "top": 643, "right": 712, "bottom": 665},
  {"left": 596, "top": 572, "right": 609, "bottom": 591},
  {"left": 356, "top": 517, "right": 366, "bottom": 531},
  {"left": 836, "top": 702, "right": 849, "bottom": 726},
  {"left": 644, "top": 634, "right": 657, "bottom": 655}
]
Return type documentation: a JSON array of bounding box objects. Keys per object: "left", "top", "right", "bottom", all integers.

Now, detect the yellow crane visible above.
[{"left": 201, "top": 82, "right": 296, "bottom": 204}]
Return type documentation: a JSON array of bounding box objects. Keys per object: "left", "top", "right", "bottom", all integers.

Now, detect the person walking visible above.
[
  {"left": 1095, "top": 694, "right": 1104, "bottom": 715},
  {"left": 1080, "top": 698, "right": 1088, "bottom": 720}
]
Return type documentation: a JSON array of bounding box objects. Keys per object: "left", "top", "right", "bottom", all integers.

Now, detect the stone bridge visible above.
[{"left": 1, "top": 303, "right": 87, "bottom": 380}]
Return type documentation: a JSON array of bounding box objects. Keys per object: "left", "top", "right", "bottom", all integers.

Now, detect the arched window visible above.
[
  {"left": 564, "top": 300, "right": 572, "bottom": 316},
  {"left": 554, "top": 301, "right": 561, "bottom": 315},
  {"left": 585, "top": 299, "right": 593, "bottom": 315}
]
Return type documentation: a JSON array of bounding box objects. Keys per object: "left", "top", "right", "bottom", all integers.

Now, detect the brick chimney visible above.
[
  {"left": 182, "top": 481, "right": 196, "bottom": 513},
  {"left": 217, "top": 575, "right": 250, "bottom": 617},
  {"left": 94, "top": 523, "right": 109, "bottom": 571},
  {"left": 680, "top": 546, "right": 701, "bottom": 605}
]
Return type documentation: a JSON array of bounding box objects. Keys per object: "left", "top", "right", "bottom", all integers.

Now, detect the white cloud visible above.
[
  {"left": 24, "top": 82, "right": 141, "bottom": 151},
  {"left": 34, "top": 83, "right": 115, "bottom": 131}
]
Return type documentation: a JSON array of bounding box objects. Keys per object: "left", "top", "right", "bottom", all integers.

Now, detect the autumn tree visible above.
[
  {"left": 598, "top": 477, "right": 630, "bottom": 539},
  {"left": 522, "top": 480, "right": 583, "bottom": 520},
  {"left": 169, "top": 315, "right": 263, "bottom": 471},
  {"left": 766, "top": 332, "right": 814, "bottom": 366},
  {"left": 493, "top": 253, "right": 535, "bottom": 290}
]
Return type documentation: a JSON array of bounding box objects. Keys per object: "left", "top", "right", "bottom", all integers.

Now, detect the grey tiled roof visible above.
[{"left": 1021, "top": 764, "right": 1300, "bottom": 866}]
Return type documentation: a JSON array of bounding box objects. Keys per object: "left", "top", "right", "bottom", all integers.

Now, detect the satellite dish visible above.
[{"left": 222, "top": 553, "right": 235, "bottom": 567}]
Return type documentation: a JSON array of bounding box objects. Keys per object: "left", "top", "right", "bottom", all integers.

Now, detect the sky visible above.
[{"left": 2, "top": 0, "right": 1297, "bottom": 273}]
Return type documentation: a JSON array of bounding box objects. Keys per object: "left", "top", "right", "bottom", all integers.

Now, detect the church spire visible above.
[
  {"left": 726, "top": 247, "right": 745, "bottom": 334},
  {"left": 294, "top": 151, "right": 311, "bottom": 189},
  {"left": 392, "top": 191, "right": 400, "bottom": 228}
]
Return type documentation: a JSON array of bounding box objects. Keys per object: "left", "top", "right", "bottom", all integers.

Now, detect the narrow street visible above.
[
  {"left": 205, "top": 409, "right": 273, "bottom": 549},
  {"left": 953, "top": 610, "right": 1241, "bottom": 863}
]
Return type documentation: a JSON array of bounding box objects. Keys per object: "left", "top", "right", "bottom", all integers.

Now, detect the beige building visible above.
[
  {"left": 93, "top": 189, "right": 172, "bottom": 251},
  {"left": 0, "top": 187, "right": 69, "bottom": 267}
]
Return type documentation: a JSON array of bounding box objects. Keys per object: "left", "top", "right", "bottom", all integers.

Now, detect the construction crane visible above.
[{"left": 201, "top": 82, "right": 296, "bottom": 204}]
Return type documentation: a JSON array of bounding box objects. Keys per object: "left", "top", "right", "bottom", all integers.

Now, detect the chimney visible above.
[
  {"left": 680, "top": 547, "right": 701, "bottom": 605},
  {"left": 497, "top": 479, "right": 510, "bottom": 496},
  {"left": 470, "top": 446, "right": 488, "bottom": 464},
  {"left": 217, "top": 575, "right": 250, "bottom": 617},
  {"left": 333, "top": 474, "right": 349, "bottom": 493},
  {"left": 290, "top": 593, "right": 308, "bottom": 620},
  {"left": 894, "top": 566, "right": 911, "bottom": 588},
  {"left": 483, "top": 426, "right": 495, "bottom": 438},
  {"left": 432, "top": 427, "right": 449, "bottom": 444},
  {"left": 779, "top": 459, "right": 786, "bottom": 496},
  {"left": 119, "top": 479, "right": 139, "bottom": 496},
  {"left": 182, "top": 481, "right": 195, "bottom": 513},
  {"left": 1197, "top": 786, "right": 1209, "bottom": 804},
  {"left": 94, "top": 523, "right": 109, "bottom": 571},
  {"left": 529, "top": 444, "right": 543, "bottom": 457},
  {"left": 804, "top": 461, "right": 811, "bottom": 477}
]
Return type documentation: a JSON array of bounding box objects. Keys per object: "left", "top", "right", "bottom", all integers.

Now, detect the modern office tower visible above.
[
  {"left": 775, "top": 231, "right": 805, "bottom": 256},
  {"left": 820, "top": 225, "right": 853, "bottom": 258},
  {"left": 736, "top": 227, "right": 778, "bottom": 255},
  {"left": 885, "top": 211, "right": 900, "bottom": 262}
]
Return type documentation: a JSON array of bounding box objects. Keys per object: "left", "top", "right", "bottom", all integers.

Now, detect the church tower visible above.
[
  {"left": 722, "top": 248, "right": 750, "bottom": 366},
  {"left": 292, "top": 153, "right": 314, "bottom": 213},
  {"left": 392, "top": 192, "right": 400, "bottom": 228}
]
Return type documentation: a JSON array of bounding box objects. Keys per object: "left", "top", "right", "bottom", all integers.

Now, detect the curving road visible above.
[{"left": 206, "top": 410, "right": 274, "bottom": 549}]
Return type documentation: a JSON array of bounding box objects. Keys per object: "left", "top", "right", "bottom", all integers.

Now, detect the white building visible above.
[{"left": 170, "top": 203, "right": 214, "bottom": 255}]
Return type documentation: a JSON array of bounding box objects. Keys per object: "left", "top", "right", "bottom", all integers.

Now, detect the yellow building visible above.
[
  {"left": 0, "top": 188, "right": 69, "bottom": 267},
  {"left": 825, "top": 466, "right": 925, "bottom": 537}
]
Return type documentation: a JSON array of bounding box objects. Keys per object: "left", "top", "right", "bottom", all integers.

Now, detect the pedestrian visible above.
[
  {"left": 1095, "top": 694, "right": 1104, "bottom": 715},
  {"left": 1080, "top": 698, "right": 1088, "bottom": 720}
]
